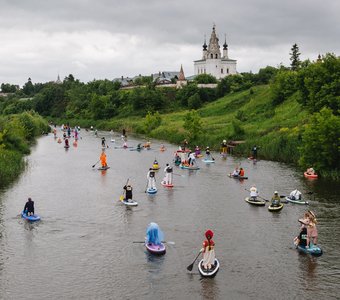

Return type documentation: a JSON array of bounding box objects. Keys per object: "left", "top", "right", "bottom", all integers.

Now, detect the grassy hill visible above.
[{"left": 81, "top": 85, "right": 308, "bottom": 164}]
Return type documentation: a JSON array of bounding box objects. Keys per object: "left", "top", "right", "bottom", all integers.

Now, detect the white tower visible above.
[{"left": 194, "top": 25, "right": 237, "bottom": 79}]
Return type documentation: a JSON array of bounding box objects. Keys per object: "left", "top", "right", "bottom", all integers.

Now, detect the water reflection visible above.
[{"left": 200, "top": 276, "right": 219, "bottom": 300}]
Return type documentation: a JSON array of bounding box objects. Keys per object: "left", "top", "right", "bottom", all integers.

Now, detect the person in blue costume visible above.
[
  {"left": 146, "top": 223, "right": 164, "bottom": 246},
  {"left": 24, "top": 197, "right": 34, "bottom": 216}
]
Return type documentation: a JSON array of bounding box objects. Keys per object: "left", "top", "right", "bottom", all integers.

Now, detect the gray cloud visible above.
[{"left": 0, "top": 0, "right": 339, "bottom": 86}]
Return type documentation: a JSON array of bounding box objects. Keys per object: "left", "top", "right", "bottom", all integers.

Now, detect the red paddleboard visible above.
[{"left": 161, "top": 181, "right": 174, "bottom": 188}]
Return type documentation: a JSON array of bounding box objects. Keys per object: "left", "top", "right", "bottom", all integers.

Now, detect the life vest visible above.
[
  {"left": 149, "top": 171, "right": 155, "bottom": 178},
  {"left": 166, "top": 167, "right": 173, "bottom": 173}
]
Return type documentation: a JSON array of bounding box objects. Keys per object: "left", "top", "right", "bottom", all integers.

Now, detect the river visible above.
[{"left": 0, "top": 129, "right": 339, "bottom": 300}]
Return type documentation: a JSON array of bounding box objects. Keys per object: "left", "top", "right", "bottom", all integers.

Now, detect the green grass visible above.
[{"left": 49, "top": 85, "right": 332, "bottom": 175}]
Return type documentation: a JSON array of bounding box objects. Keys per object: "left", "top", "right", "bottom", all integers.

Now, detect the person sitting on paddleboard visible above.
[
  {"left": 289, "top": 189, "right": 302, "bottom": 200},
  {"left": 231, "top": 167, "right": 240, "bottom": 177},
  {"left": 24, "top": 197, "right": 34, "bottom": 216},
  {"left": 306, "top": 167, "right": 316, "bottom": 175},
  {"left": 64, "top": 138, "right": 69, "bottom": 147},
  {"left": 100, "top": 150, "right": 107, "bottom": 168},
  {"left": 147, "top": 168, "right": 156, "bottom": 189},
  {"left": 144, "top": 140, "right": 151, "bottom": 149},
  {"left": 63, "top": 132, "right": 67, "bottom": 139},
  {"left": 136, "top": 143, "right": 142, "bottom": 151},
  {"left": 249, "top": 185, "right": 258, "bottom": 200},
  {"left": 306, "top": 211, "right": 318, "bottom": 248},
  {"left": 67, "top": 126, "right": 71, "bottom": 137},
  {"left": 194, "top": 146, "right": 201, "bottom": 157},
  {"left": 201, "top": 230, "right": 215, "bottom": 270},
  {"left": 123, "top": 183, "right": 133, "bottom": 202},
  {"left": 239, "top": 168, "right": 245, "bottom": 177},
  {"left": 271, "top": 191, "right": 281, "bottom": 206},
  {"left": 146, "top": 223, "right": 164, "bottom": 246},
  {"left": 221, "top": 140, "right": 228, "bottom": 153},
  {"left": 163, "top": 164, "right": 173, "bottom": 185}
]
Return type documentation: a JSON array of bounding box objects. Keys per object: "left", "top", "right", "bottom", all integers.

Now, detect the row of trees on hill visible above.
[{"left": 0, "top": 65, "right": 279, "bottom": 119}]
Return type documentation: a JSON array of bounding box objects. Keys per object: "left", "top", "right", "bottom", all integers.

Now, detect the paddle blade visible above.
[
  {"left": 119, "top": 195, "right": 124, "bottom": 201},
  {"left": 187, "top": 263, "right": 194, "bottom": 271}
]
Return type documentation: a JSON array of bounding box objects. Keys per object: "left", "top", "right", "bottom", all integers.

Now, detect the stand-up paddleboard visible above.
[
  {"left": 244, "top": 197, "right": 266, "bottom": 206},
  {"left": 180, "top": 164, "right": 200, "bottom": 170},
  {"left": 285, "top": 196, "right": 309, "bottom": 205},
  {"left": 21, "top": 211, "right": 41, "bottom": 222},
  {"left": 147, "top": 187, "right": 157, "bottom": 194},
  {"left": 268, "top": 203, "right": 283, "bottom": 212},
  {"left": 145, "top": 242, "right": 166, "bottom": 255},
  {"left": 98, "top": 166, "right": 110, "bottom": 170},
  {"left": 228, "top": 174, "right": 248, "bottom": 180},
  {"left": 296, "top": 244, "right": 323, "bottom": 256},
  {"left": 198, "top": 259, "right": 220, "bottom": 277},
  {"left": 161, "top": 181, "right": 174, "bottom": 188},
  {"left": 120, "top": 198, "right": 138, "bottom": 206},
  {"left": 202, "top": 159, "right": 215, "bottom": 163}
]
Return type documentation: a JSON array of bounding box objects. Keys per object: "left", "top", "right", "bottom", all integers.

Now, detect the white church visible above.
[{"left": 194, "top": 25, "right": 237, "bottom": 79}]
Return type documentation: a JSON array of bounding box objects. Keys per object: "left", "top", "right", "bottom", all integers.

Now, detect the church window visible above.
[
  {"left": 227, "top": 68, "right": 229, "bottom": 74},
  {"left": 210, "top": 54, "right": 213, "bottom": 59},
  {"left": 215, "top": 54, "right": 218, "bottom": 59},
  {"left": 204, "top": 69, "right": 206, "bottom": 73},
  {"left": 221, "top": 69, "right": 223, "bottom": 74}
]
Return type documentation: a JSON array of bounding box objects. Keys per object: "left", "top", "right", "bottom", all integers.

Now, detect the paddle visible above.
[
  {"left": 173, "top": 173, "right": 185, "bottom": 177},
  {"left": 144, "top": 180, "right": 149, "bottom": 193},
  {"left": 92, "top": 160, "right": 100, "bottom": 168},
  {"left": 187, "top": 250, "right": 202, "bottom": 271}
]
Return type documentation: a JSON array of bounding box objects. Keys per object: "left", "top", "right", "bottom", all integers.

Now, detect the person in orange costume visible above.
[{"left": 100, "top": 150, "right": 107, "bottom": 168}]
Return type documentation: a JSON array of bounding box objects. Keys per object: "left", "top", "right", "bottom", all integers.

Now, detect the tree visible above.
[
  {"left": 183, "top": 110, "right": 203, "bottom": 141},
  {"left": 299, "top": 108, "right": 340, "bottom": 172},
  {"left": 296, "top": 53, "right": 340, "bottom": 114},
  {"left": 194, "top": 74, "right": 217, "bottom": 84},
  {"left": 1, "top": 83, "right": 18, "bottom": 93},
  {"left": 187, "top": 93, "right": 202, "bottom": 109},
  {"left": 22, "top": 78, "right": 35, "bottom": 96},
  {"left": 257, "top": 66, "right": 278, "bottom": 84},
  {"left": 143, "top": 111, "right": 162, "bottom": 133},
  {"left": 290, "top": 43, "right": 301, "bottom": 71},
  {"left": 270, "top": 70, "right": 298, "bottom": 105}
]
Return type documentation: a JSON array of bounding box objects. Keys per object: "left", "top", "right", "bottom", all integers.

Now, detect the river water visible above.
[{"left": 0, "top": 130, "right": 339, "bottom": 300}]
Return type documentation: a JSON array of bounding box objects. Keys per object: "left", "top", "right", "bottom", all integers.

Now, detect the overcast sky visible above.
[{"left": 0, "top": 0, "right": 339, "bottom": 86}]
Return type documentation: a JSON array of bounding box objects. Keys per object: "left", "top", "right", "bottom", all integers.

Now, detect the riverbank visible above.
[
  {"left": 49, "top": 85, "right": 339, "bottom": 180},
  {"left": 0, "top": 111, "right": 50, "bottom": 188}
]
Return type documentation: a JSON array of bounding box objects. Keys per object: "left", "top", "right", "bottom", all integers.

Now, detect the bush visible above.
[{"left": 299, "top": 108, "right": 340, "bottom": 172}]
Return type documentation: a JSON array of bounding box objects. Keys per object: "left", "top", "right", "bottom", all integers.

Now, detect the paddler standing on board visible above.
[
  {"left": 220, "top": 140, "right": 228, "bottom": 154},
  {"left": 200, "top": 230, "right": 216, "bottom": 270},
  {"left": 147, "top": 168, "right": 156, "bottom": 190},
  {"left": 163, "top": 164, "right": 173, "bottom": 185},
  {"left": 100, "top": 150, "right": 107, "bottom": 168}
]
